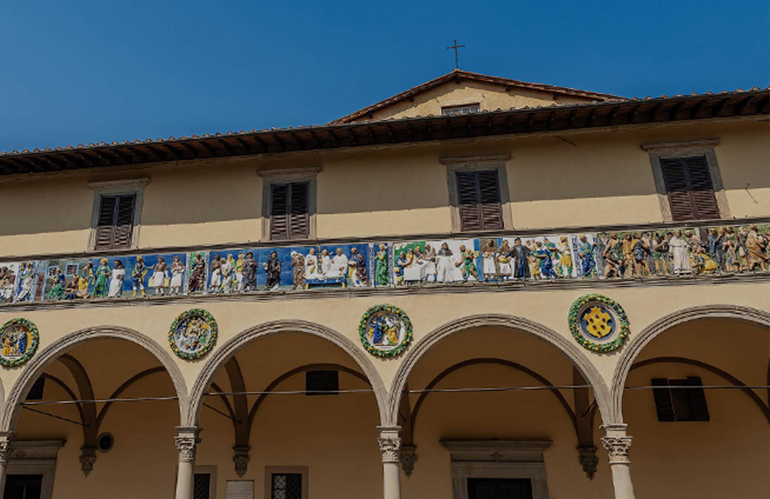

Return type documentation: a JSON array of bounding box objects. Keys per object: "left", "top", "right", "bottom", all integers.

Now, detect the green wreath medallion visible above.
[
  {"left": 359, "top": 304, "right": 413, "bottom": 358},
  {"left": 168, "top": 309, "right": 218, "bottom": 360},
  {"left": 568, "top": 294, "right": 629, "bottom": 353},
  {"left": 0, "top": 318, "right": 40, "bottom": 368}
]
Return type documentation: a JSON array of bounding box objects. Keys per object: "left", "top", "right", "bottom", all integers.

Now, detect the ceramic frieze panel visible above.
[
  {"left": 186, "top": 251, "right": 209, "bottom": 295},
  {"left": 393, "top": 238, "right": 478, "bottom": 286},
  {"left": 0, "top": 263, "right": 20, "bottom": 304},
  {"left": 569, "top": 233, "right": 604, "bottom": 279},
  {"left": 369, "top": 243, "right": 393, "bottom": 287},
  {"left": 257, "top": 245, "right": 315, "bottom": 291},
  {"left": 12, "top": 262, "right": 40, "bottom": 303},
  {"left": 207, "top": 249, "right": 259, "bottom": 294},
  {"left": 495, "top": 234, "right": 576, "bottom": 281},
  {"left": 41, "top": 253, "right": 187, "bottom": 301}
]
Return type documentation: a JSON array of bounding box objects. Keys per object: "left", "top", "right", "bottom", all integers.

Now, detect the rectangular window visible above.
[
  {"left": 5, "top": 474, "right": 44, "bottom": 499},
  {"left": 659, "top": 156, "right": 720, "bottom": 221},
  {"left": 467, "top": 478, "right": 533, "bottom": 499},
  {"left": 456, "top": 170, "right": 504, "bottom": 232},
  {"left": 305, "top": 370, "right": 339, "bottom": 396},
  {"left": 442, "top": 103, "right": 481, "bottom": 116},
  {"left": 93, "top": 194, "right": 137, "bottom": 250},
  {"left": 270, "top": 182, "right": 309, "bottom": 240},
  {"left": 271, "top": 473, "right": 302, "bottom": 499},
  {"left": 26, "top": 378, "right": 46, "bottom": 401},
  {"left": 64, "top": 264, "right": 79, "bottom": 276},
  {"left": 193, "top": 473, "right": 211, "bottom": 499},
  {"left": 652, "top": 377, "right": 710, "bottom": 422}
]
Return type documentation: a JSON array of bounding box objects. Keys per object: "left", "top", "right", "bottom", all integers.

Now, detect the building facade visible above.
[{"left": 0, "top": 71, "right": 767, "bottom": 499}]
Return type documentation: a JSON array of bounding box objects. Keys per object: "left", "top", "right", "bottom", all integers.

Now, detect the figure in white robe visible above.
[
  {"left": 109, "top": 263, "right": 126, "bottom": 298},
  {"left": 435, "top": 243, "right": 456, "bottom": 283},
  {"left": 669, "top": 231, "right": 691, "bottom": 275},
  {"left": 320, "top": 250, "right": 332, "bottom": 278},
  {"left": 170, "top": 257, "right": 185, "bottom": 295},
  {"left": 327, "top": 249, "right": 348, "bottom": 279},
  {"left": 423, "top": 245, "right": 437, "bottom": 282},
  {"left": 305, "top": 249, "right": 322, "bottom": 280}
]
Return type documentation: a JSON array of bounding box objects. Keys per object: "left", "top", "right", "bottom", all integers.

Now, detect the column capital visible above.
[
  {"left": 174, "top": 426, "right": 203, "bottom": 463},
  {"left": 600, "top": 436, "right": 633, "bottom": 464},
  {"left": 377, "top": 425, "right": 402, "bottom": 464},
  {"left": 0, "top": 431, "right": 17, "bottom": 464}
]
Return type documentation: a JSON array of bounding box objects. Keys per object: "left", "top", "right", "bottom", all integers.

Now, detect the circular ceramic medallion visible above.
[
  {"left": 568, "top": 294, "right": 629, "bottom": 353},
  {"left": 0, "top": 318, "right": 40, "bottom": 368},
  {"left": 168, "top": 309, "right": 218, "bottom": 360},
  {"left": 359, "top": 304, "right": 413, "bottom": 358}
]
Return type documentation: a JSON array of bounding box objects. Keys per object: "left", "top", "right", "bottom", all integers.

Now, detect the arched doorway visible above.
[
  {"left": 186, "top": 320, "right": 387, "bottom": 499},
  {"left": 389, "top": 315, "right": 614, "bottom": 499},
  {"left": 615, "top": 308, "right": 769, "bottom": 499},
  {"left": 1, "top": 328, "right": 187, "bottom": 499}
]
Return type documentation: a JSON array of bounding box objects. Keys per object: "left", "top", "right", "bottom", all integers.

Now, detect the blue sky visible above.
[{"left": 1, "top": 1, "right": 768, "bottom": 152}]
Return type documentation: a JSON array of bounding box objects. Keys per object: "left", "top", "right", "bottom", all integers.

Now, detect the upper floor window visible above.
[
  {"left": 270, "top": 181, "right": 309, "bottom": 240},
  {"left": 88, "top": 178, "right": 148, "bottom": 251},
  {"left": 442, "top": 155, "right": 512, "bottom": 233},
  {"left": 642, "top": 139, "right": 729, "bottom": 222},
  {"left": 442, "top": 103, "right": 481, "bottom": 116},
  {"left": 456, "top": 170, "right": 504, "bottom": 231},
  {"left": 259, "top": 166, "right": 320, "bottom": 242},
  {"left": 659, "top": 156, "right": 720, "bottom": 221},
  {"left": 652, "top": 376, "right": 710, "bottom": 422},
  {"left": 265, "top": 466, "right": 308, "bottom": 499},
  {"left": 94, "top": 194, "right": 136, "bottom": 250}
]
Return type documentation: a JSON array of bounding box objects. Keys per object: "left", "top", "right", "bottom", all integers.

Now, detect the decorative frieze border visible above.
[{"left": 0, "top": 221, "right": 767, "bottom": 308}]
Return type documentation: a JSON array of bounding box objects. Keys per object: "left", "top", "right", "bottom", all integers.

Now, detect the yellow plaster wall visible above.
[
  {"left": 0, "top": 120, "right": 766, "bottom": 259},
  {"left": 623, "top": 320, "right": 769, "bottom": 499},
  {"left": 362, "top": 80, "right": 594, "bottom": 122}
]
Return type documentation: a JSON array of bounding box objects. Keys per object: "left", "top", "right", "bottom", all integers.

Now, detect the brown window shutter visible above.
[
  {"left": 456, "top": 170, "right": 503, "bottom": 232},
  {"left": 477, "top": 170, "right": 503, "bottom": 230},
  {"left": 660, "top": 156, "right": 719, "bottom": 221},
  {"left": 651, "top": 378, "right": 676, "bottom": 422},
  {"left": 270, "top": 183, "right": 290, "bottom": 240},
  {"left": 684, "top": 376, "right": 710, "bottom": 422},
  {"left": 94, "top": 196, "right": 118, "bottom": 250},
  {"left": 684, "top": 157, "right": 720, "bottom": 220},
  {"left": 94, "top": 194, "right": 136, "bottom": 250},
  {"left": 457, "top": 171, "right": 482, "bottom": 231},
  {"left": 113, "top": 194, "right": 136, "bottom": 249},
  {"left": 288, "top": 182, "right": 309, "bottom": 239}
]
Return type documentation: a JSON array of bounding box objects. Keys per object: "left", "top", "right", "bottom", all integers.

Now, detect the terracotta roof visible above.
[
  {"left": 329, "top": 70, "right": 624, "bottom": 124},
  {"left": 0, "top": 87, "right": 767, "bottom": 177}
]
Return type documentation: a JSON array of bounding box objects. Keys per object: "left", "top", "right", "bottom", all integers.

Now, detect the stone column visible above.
[
  {"left": 0, "top": 432, "right": 15, "bottom": 499},
  {"left": 377, "top": 426, "right": 402, "bottom": 499},
  {"left": 174, "top": 426, "right": 202, "bottom": 499},
  {"left": 600, "top": 424, "right": 636, "bottom": 499}
]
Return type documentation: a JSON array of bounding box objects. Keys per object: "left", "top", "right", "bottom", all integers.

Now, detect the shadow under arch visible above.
[
  {"left": 611, "top": 305, "right": 770, "bottom": 422},
  {"left": 0, "top": 325, "right": 190, "bottom": 432},
  {"left": 186, "top": 319, "right": 389, "bottom": 427},
  {"left": 387, "top": 314, "right": 613, "bottom": 427}
]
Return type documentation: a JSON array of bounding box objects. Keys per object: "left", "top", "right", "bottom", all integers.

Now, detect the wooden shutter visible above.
[
  {"left": 651, "top": 378, "right": 676, "bottom": 422},
  {"left": 270, "top": 184, "right": 290, "bottom": 240},
  {"left": 684, "top": 376, "right": 710, "bottom": 422},
  {"left": 289, "top": 182, "right": 309, "bottom": 239},
  {"left": 456, "top": 170, "right": 503, "bottom": 232},
  {"left": 94, "top": 194, "right": 136, "bottom": 250},
  {"left": 270, "top": 182, "right": 309, "bottom": 240},
  {"left": 660, "top": 156, "right": 720, "bottom": 221}
]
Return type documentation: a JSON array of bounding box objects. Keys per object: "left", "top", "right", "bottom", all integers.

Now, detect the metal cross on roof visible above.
[{"left": 446, "top": 39, "right": 465, "bottom": 70}]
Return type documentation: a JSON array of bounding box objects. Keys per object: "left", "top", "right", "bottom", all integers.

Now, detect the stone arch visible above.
[
  {"left": 610, "top": 305, "right": 770, "bottom": 422},
  {"left": 186, "top": 319, "right": 388, "bottom": 427},
  {"left": 1, "top": 325, "right": 189, "bottom": 432},
  {"left": 387, "top": 314, "right": 613, "bottom": 427}
]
